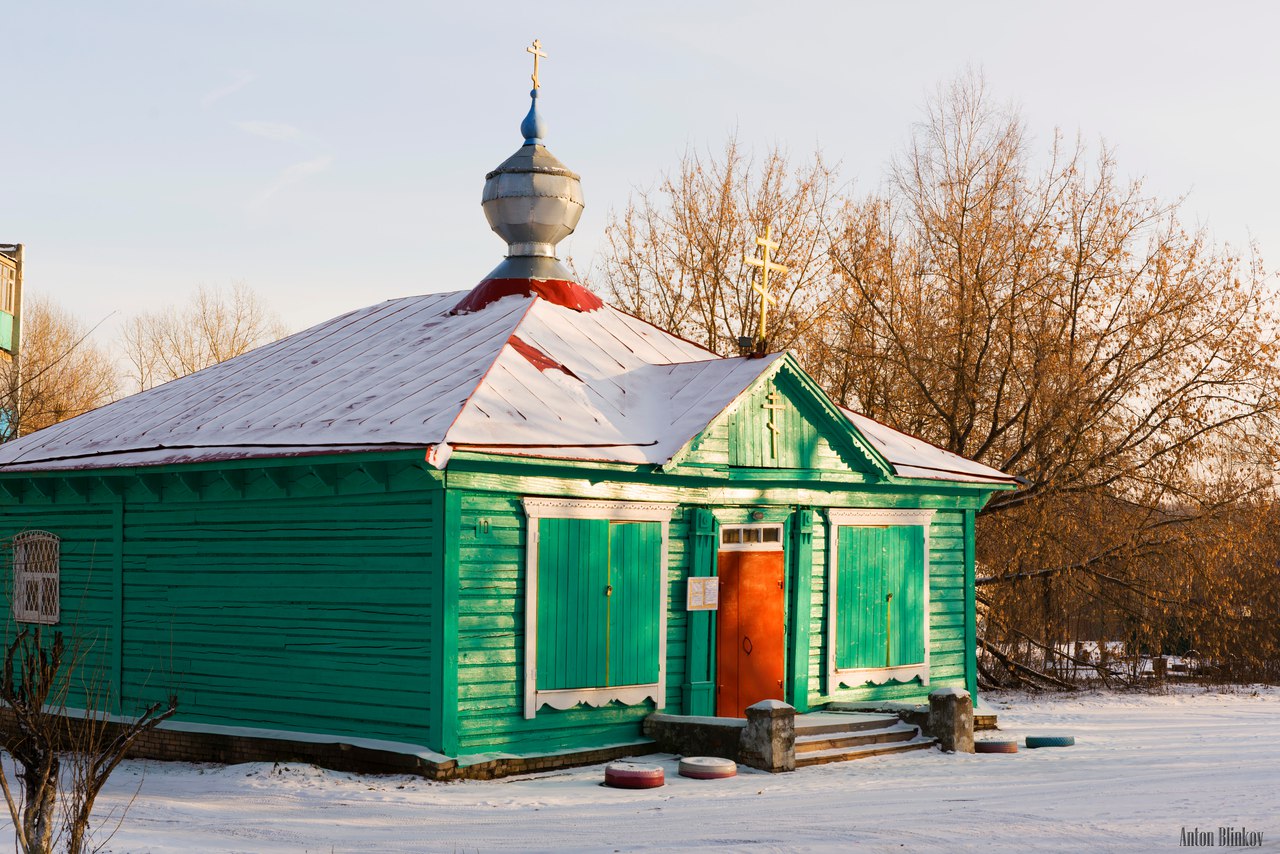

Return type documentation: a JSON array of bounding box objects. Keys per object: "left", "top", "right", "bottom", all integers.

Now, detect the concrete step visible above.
[
  {"left": 793, "top": 712, "right": 901, "bottom": 736},
  {"left": 794, "top": 722, "right": 919, "bottom": 754},
  {"left": 796, "top": 736, "right": 936, "bottom": 767}
]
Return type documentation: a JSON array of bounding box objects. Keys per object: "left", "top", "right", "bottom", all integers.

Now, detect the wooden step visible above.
[
  {"left": 796, "top": 736, "right": 936, "bottom": 767},
  {"left": 793, "top": 712, "right": 901, "bottom": 736},
  {"left": 795, "top": 722, "right": 919, "bottom": 754}
]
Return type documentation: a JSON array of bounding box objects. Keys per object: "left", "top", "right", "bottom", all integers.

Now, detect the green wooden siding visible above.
[
  {"left": 673, "top": 365, "right": 886, "bottom": 479},
  {"left": 0, "top": 456, "right": 441, "bottom": 748},
  {"left": 728, "top": 380, "right": 820, "bottom": 468},
  {"left": 700, "top": 379, "right": 855, "bottom": 474},
  {"left": 785, "top": 508, "right": 814, "bottom": 712},
  {"left": 120, "top": 489, "right": 436, "bottom": 742},
  {"left": 835, "top": 526, "right": 925, "bottom": 670},
  {"left": 0, "top": 503, "right": 116, "bottom": 713}
]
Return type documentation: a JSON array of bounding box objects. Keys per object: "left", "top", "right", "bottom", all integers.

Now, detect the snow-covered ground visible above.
[{"left": 16, "top": 687, "right": 1280, "bottom": 853}]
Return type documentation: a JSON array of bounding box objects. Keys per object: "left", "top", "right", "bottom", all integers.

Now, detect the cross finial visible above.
[
  {"left": 527, "top": 38, "right": 547, "bottom": 89},
  {"left": 744, "top": 224, "right": 789, "bottom": 347}
]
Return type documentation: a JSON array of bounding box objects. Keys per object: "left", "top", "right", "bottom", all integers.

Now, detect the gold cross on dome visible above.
[
  {"left": 527, "top": 39, "right": 547, "bottom": 89},
  {"left": 762, "top": 389, "right": 786, "bottom": 457},
  {"left": 744, "top": 224, "right": 788, "bottom": 345}
]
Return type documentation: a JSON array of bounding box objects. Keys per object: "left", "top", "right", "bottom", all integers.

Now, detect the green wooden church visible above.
[{"left": 0, "top": 71, "right": 1014, "bottom": 770}]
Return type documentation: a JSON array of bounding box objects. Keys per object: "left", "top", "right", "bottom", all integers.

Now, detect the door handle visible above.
[
  {"left": 605, "top": 585, "right": 613, "bottom": 597},
  {"left": 742, "top": 636, "right": 753, "bottom": 655}
]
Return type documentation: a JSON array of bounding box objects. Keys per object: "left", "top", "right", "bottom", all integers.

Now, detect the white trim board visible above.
[
  {"left": 521, "top": 497, "right": 677, "bottom": 719},
  {"left": 825, "top": 508, "right": 936, "bottom": 691},
  {"left": 718, "top": 523, "right": 785, "bottom": 552}
]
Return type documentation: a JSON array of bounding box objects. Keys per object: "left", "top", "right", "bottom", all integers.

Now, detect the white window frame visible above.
[
  {"left": 0, "top": 264, "right": 15, "bottom": 315},
  {"left": 522, "top": 497, "right": 677, "bottom": 719},
  {"left": 12, "top": 530, "right": 60, "bottom": 625},
  {"left": 718, "top": 523, "right": 784, "bottom": 552},
  {"left": 826, "top": 508, "right": 935, "bottom": 691}
]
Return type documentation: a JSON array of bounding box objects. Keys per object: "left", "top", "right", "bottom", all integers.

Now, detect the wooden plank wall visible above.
[
  {"left": 684, "top": 379, "right": 863, "bottom": 475},
  {"left": 0, "top": 458, "right": 440, "bottom": 748},
  {"left": 0, "top": 501, "right": 117, "bottom": 710},
  {"left": 689, "top": 403, "right": 850, "bottom": 473}
]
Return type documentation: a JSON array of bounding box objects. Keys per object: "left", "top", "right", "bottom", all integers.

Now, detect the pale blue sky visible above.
[{"left": 3, "top": 1, "right": 1279, "bottom": 341}]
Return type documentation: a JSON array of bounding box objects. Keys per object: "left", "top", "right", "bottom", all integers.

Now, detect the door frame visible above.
[
  {"left": 688, "top": 507, "right": 814, "bottom": 717},
  {"left": 715, "top": 523, "right": 786, "bottom": 716}
]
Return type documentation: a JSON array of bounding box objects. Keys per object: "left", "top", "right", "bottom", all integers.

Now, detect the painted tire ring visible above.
[
  {"left": 604, "top": 762, "right": 665, "bottom": 789},
  {"left": 1025, "top": 735, "right": 1076, "bottom": 748},
  {"left": 679, "top": 756, "right": 738, "bottom": 779},
  {"left": 974, "top": 740, "right": 1018, "bottom": 754}
]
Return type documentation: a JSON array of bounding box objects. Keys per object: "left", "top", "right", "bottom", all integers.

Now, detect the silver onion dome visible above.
[{"left": 480, "top": 88, "right": 584, "bottom": 281}]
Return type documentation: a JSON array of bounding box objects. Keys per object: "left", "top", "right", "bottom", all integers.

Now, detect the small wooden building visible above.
[{"left": 0, "top": 86, "right": 1014, "bottom": 770}]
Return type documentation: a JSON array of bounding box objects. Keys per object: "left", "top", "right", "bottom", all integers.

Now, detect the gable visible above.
[{"left": 672, "top": 356, "right": 892, "bottom": 477}]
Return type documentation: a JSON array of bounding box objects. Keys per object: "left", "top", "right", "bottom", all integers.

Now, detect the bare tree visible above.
[
  {"left": 122, "top": 282, "right": 288, "bottom": 391},
  {"left": 0, "top": 627, "right": 177, "bottom": 854},
  {"left": 600, "top": 136, "right": 842, "bottom": 356},
  {"left": 823, "top": 71, "right": 1280, "bottom": 681},
  {"left": 599, "top": 72, "right": 1280, "bottom": 685},
  {"left": 1, "top": 297, "right": 117, "bottom": 441}
]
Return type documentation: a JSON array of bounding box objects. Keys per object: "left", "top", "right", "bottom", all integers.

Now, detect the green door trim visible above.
[
  {"left": 825, "top": 508, "right": 935, "bottom": 692},
  {"left": 683, "top": 508, "right": 719, "bottom": 715},
  {"left": 786, "top": 507, "right": 814, "bottom": 712}
]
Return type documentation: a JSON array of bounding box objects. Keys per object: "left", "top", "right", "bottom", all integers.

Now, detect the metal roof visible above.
[{"left": 0, "top": 289, "right": 1015, "bottom": 485}]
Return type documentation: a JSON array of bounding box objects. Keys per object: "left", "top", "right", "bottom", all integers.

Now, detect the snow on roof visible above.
[
  {"left": 450, "top": 346, "right": 785, "bottom": 464},
  {"left": 443, "top": 296, "right": 780, "bottom": 463},
  {"left": 0, "top": 286, "right": 1014, "bottom": 487},
  {"left": 843, "top": 409, "right": 1017, "bottom": 484},
  {"left": 0, "top": 292, "right": 527, "bottom": 470}
]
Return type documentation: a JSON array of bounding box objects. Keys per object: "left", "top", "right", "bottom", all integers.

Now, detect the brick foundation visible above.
[{"left": 0, "top": 708, "right": 658, "bottom": 781}]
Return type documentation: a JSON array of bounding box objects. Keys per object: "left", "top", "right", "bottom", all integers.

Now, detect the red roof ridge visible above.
[
  {"left": 450, "top": 277, "right": 603, "bottom": 314},
  {"left": 428, "top": 296, "right": 545, "bottom": 468}
]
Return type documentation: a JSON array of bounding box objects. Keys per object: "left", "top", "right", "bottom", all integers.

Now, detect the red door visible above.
[{"left": 716, "top": 550, "right": 786, "bottom": 717}]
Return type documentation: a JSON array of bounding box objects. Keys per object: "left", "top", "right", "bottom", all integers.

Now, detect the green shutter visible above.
[
  {"left": 608, "top": 521, "right": 661, "bottom": 686},
  {"left": 836, "top": 526, "right": 925, "bottom": 670},
  {"left": 536, "top": 518, "right": 661, "bottom": 692},
  {"left": 894, "top": 528, "right": 925, "bottom": 665},
  {"left": 537, "top": 518, "right": 610, "bottom": 690}
]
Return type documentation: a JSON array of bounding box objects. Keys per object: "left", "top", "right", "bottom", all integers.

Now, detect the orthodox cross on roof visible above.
[
  {"left": 744, "top": 224, "right": 788, "bottom": 346},
  {"left": 527, "top": 38, "right": 547, "bottom": 89},
  {"left": 762, "top": 388, "right": 787, "bottom": 458}
]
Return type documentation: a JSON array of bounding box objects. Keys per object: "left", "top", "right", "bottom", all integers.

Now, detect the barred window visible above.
[{"left": 12, "top": 531, "right": 59, "bottom": 624}]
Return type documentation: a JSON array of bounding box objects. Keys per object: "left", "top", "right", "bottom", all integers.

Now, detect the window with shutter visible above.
[
  {"left": 522, "top": 498, "right": 675, "bottom": 718},
  {"left": 826, "top": 510, "right": 933, "bottom": 688}
]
